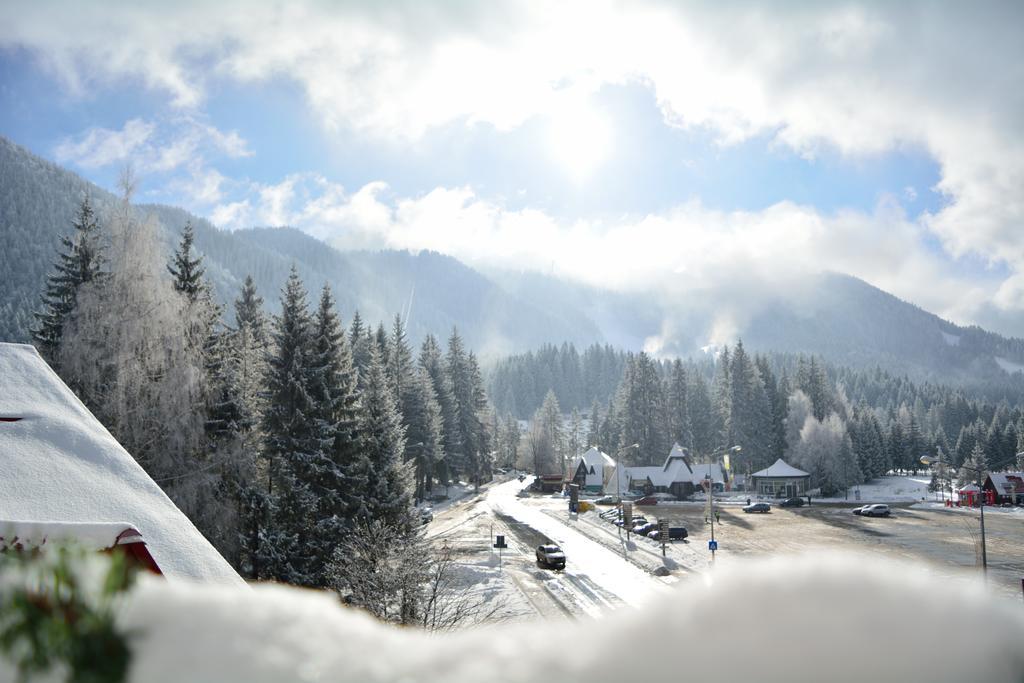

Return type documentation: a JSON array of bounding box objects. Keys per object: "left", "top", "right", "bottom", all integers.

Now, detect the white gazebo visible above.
[{"left": 751, "top": 459, "right": 811, "bottom": 498}]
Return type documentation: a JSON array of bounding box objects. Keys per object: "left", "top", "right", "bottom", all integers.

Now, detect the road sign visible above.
[
  {"left": 622, "top": 501, "right": 633, "bottom": 526},
  {"left": 493, "top": 535, "right": 507, "bottom": 549},
  {"left": 708, "top": 540, "right": 718, "bottom": 551},
  {"left": 659, "top": 519, "right": 670, "bottom": 556}
]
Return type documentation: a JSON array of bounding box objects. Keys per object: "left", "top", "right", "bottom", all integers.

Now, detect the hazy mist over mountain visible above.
[{"left": 3, "top": 135, "right": 1024, "bottom": 394}]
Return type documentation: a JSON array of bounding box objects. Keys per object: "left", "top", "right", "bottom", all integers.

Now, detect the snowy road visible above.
[{"left": 486, "top": 477, "right": 665, "bottom": 611}]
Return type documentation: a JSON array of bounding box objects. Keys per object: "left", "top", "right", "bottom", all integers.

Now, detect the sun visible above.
[{"left": 546, "top": 98, "right": 612, "bottom": 182}]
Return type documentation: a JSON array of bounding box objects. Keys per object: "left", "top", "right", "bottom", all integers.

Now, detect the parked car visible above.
[
  {"left": 649, "top": 492, "right": 677, "bottom": 501},
  {"left": 616, "top": 515, "right": 647, "bottom": 528},
  {"left": 852, "top": 505, "right": 867, "bottom": 515},
  {"left": 419, "top": 507, "right": 434, "bottom": 524},
  {"left": 595, "top": 495, "right": 618, "bottom": 505},
  {"left": 648, "top": 527, "right": 688, "bottom": 541},
  {"left": 860, "top": 504, "right": 891, "bottom": 517},
  {"left": 634, "top": 496, "right": 659, "bottom": 506},
  {"left": 633, "top": 521, "right": 659, "bottom": 536},
  {"left": 743, "top": 502, "right": 771, "bottom": 513},
  {"left": 536, "top": 544, "right": 566, "bottom": 569},
  {"left": 780, "top": 497, "right": 805, "bottom": 508}
]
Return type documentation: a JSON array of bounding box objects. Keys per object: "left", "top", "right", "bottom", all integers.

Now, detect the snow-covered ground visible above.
[{"left": 487, "top": 477, "right": 666, "bottom": 610}]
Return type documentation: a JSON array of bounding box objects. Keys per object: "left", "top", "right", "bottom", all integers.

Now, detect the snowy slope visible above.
[{"left": 0, "top": 343, "right": 243, "bottom": 585}]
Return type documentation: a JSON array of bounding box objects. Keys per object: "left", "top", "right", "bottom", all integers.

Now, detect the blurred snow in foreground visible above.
[{"left": 17, "top": 552, "right": 1018, "bottom": 683}]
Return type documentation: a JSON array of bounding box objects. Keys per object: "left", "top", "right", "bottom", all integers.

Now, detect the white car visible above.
[{"left": 860, "top": 504, "right": 891, "bottom": 518}]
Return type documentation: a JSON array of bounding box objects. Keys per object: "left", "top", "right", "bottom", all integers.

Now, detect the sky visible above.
[{"left": 1, "top": 1, "right": 1022, "bottom": 337}]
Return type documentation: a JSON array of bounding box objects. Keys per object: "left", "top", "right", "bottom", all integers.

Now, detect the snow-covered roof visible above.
[
  {"left": 986, "top": 472, "right": 1024, "bottom": 494},
  {"left": 752, "top": 459, "right": 810, "bottom": 479},
  {"left": 0, "top": 343, "right": 242, "bottom": 585},
  {"left": 690, "top": 463, "right": 726, "bottom": 484},
  {"left": 570, "top": 447, "right": 615, "bottom": 472},
  {"left": 615, "top": 444, "right": 694, "bottom": 488}
]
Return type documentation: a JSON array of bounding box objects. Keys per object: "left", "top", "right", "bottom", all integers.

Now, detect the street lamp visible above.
[
  {"left": 706, "top": 445, "right": 741, "bottom": 562},
  {"left": 615, "top": 444, "right": 639, "bottom": 533},
  {"left": 922, "top": 454, "right": 988, "bottom": 573}
]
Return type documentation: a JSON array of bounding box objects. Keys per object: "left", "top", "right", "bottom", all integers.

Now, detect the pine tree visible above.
[
  {"left": 586, "top": 400, "right": 601, "bottom": 449},
  {"left": 420, "top": 334, "right": 460, "bottom": 486},
  {"left": 358, "top": 344, "right": 415, "bottom": 530},
  {"left": 529, "top": 390, "right": 564, "bottom": 475},
  {"left": 349, "top": 310, "right": 372, "bottom": 378},
  {"left": 688, "top": 372, "right": 716, "bottom": 457},
  {"left": 167, "top": 221, "right": 206, "bottom": 302},
  {"left": 665, "top": 360, "right": 693, "bottom": 450},
  {"left": 32, "top": 195, "right": 105, "bottom": 365},
  {"left": 306, "top": 285, "right": 366, "bottom": 584},
  {"left": 958, "top": 443, "right": 989, "bottom": 488},
  {"left": 235, "top": 274, "right": 268, "bottom": 344},
  {"left": 261, "top": 267, "right": 319, "bottom": 585},
  {"left": 615, "top": 352, "right": 668, "bottom": 465},
  {"left": 726, "top": 341, "right": 773, "bottom": 472},
  {"left": 404, "top": 368, "right": 446, "bottom": 502}
]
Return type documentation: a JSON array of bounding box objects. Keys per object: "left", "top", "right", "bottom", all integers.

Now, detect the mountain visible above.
[
  {"left": 0, "top": 136, "right": 598, "bottom": 354},
  {"left": 489, "top": 269, "right": 1024, "bottom": 395},
  {"left": 2, "top": 134, "right": 1024, "bottom": 393}
]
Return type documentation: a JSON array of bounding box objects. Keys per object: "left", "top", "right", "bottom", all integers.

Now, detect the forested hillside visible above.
[
  {"left": 5, "top": 134, "right": 1024, "bottom": 392},
  {"left": 0, "top": 136, "right": 597, "bottom": 353}
]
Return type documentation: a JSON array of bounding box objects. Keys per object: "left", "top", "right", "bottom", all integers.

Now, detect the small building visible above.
[
  {"left": 535, "top": 473, "right": 566, "bottom": 493},
  {"left": 0, "top": 521, "right": 163, "bottom": 575},
  {"left": 751, "top": 459, "right": 810, "bottom": 498},
  {"left": 957, "top": 483, "right": 984, "bottom": 506},
  {"left": 983, "top": 472, "right": 1024, "bottom": 505},
  {"left": 568, "top": 447, "right": 616, "bottom": 493},
  {"left": 0, "top": 343, "right": 242, "bottom": 585},
  {"left": 612, "top": 443, "right": 697, "bottom": 499}
]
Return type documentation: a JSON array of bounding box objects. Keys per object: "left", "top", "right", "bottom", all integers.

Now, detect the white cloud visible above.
[
  {"left": 10, "top": 1, "right": 1024, "bottom": 327},
  {"left": 54, "top": 119, "right": 154, "bottom": 168},
  {"left": 211, "top": 176, "right": 1005, "bottom": 334}
]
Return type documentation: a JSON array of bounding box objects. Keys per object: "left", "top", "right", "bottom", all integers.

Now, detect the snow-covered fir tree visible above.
[
  {"left": 261, "top": 266, "right": 319, "bottom": 585},
  {"left": 358, "top": 343, "right": 415, "bottom": 529}
]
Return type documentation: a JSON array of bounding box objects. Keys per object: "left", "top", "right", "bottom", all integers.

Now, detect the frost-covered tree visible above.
[
  {"left": 790, "top": 413, "right": 860, "bottom": 496},
  {"left": 958, "top": 443, "right": 989, "bottom": 488},
  {"left": 32, "top": 195, "right": 105, "bottom": 366},
  {"left": 528, "top": 390, "right": 564, "bottom": 476},
  {"left": 58, "top": 175, "right": 213, "bottom": 531}
]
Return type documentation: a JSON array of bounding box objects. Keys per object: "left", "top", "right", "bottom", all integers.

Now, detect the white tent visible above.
[{"left": 0, "top": 343, "right": 243, "bottom": 585}]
